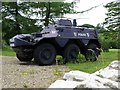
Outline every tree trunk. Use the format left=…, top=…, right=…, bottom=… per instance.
left=15, top=2, right=21, bottom=34
left=44, top=2, right=51, bottom=26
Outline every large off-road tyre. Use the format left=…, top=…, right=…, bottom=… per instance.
left=34, top=43, right=56, bottom=65
left=16, top=53, right=33, bottom=62
left=63, top=44, right=80, bottom=64
left=85, top=44, right=99, bottom=61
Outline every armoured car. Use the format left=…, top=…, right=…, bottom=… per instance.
left=10, top=19, right=101, bottom=65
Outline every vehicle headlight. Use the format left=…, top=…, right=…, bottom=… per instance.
left=10, top=43, right=15, bottom=47
left=10, top=38, right=14, bottom=42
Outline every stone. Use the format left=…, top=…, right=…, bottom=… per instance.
left=63, top=71, right=118, bottom=88
left=48, top=60, right=120, bottom=89
left=109, top=60, right=120, bottom=70
left=48, top=80, right=81, bottom=89
left=93, top=60, right=120, bottom=82
left=76, top=78, right=107, bottom=88
left=63, top=70, right=90, bottom=81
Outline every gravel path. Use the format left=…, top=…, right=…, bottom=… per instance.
left=1, top=56, right=70, bottom=88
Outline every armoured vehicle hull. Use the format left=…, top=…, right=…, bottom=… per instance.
left=10, top=19, right=101, bottom=65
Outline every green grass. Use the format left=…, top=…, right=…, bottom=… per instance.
left=66, top=49, right=119, bottom=73
left=0, top=46, right=16, bottom=56
left=1, top=46, right=119, bottom=74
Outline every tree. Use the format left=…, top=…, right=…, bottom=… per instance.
left=2, top=1, right=76, bottom=44
left=79, top=24, right=95, bottom=28
left=103, top=1, right=120, bottom=49
left=2, top=2, right=41, bottom=44
left=95, top=23, right=106, bottom=33
left=29, top=2, right=75, bottom=26
left=104, top=1, right=120, bottom=31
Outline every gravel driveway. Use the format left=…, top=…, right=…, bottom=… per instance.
left=1, top=56, right=70, bottom=88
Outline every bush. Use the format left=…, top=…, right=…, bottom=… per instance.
left=99, top=35, right=109, bottom=52
left=109, top=40, right=118, bottom=49
left=101, top=40, right=109, bottom=52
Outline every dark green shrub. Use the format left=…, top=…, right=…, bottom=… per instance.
left=109, top=40, right=118, bottom=49
left=98, top=35, right=109, bottom=52
left=101, top=40, right=109, bottom=52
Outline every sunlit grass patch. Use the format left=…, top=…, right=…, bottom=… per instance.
left=66, top=49, right=118, bottom=73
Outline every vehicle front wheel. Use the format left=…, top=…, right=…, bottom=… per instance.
left=34, top=43, right=56, bottom=65
left=16, top=53, right=33, bottom=62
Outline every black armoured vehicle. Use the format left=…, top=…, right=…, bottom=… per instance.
left=10, top=19, right=101, bottom=65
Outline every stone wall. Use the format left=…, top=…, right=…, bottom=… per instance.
left=48, top=60, right=120, bottom=90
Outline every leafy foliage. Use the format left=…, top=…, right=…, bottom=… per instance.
left=80, top=24, right=95, bottom=28
left=66, top=49, right=118, bottom=73
left=104, top=1, right=120, bottom=31
left=2, top=2, right=41, bottom=44
left=29, top=2, right=76, bottom=26
left=2, top=1, right=76, bottom=44
left=99, top=31, right=119, bottom=51
left=95, top=23, right=106, bottom=33
left=98, top=1, right=120, bottom=50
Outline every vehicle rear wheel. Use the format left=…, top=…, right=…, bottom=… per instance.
left=63, top=44, right=80, bottom=64
left=85, top=44, right=99, bottom=61
left=16, top=53, right=33, bottom=62
left=34, top=43, right=56, bottom=65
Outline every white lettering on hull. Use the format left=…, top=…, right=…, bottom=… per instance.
left=78, top=33, right=90, bottom=37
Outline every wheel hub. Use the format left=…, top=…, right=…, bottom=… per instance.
left=41, top=49, right=51, bottom=60
left=69, top=49, right=78, bottom=59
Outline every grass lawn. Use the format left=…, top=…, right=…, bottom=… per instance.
left=66, top=49, right=119, bottom=73
left=1, top=46, right=119, bottom=73
left=0, top=46, right=16, bottom=56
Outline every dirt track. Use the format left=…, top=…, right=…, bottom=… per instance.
left=1, top=56, right=70, bottom=88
